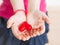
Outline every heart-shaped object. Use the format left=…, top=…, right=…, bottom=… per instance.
left=26, top=23, right=32, bottom=31
left=18, top=22, right=32, bottom=32
left=18, top=22, right=26, bottom=32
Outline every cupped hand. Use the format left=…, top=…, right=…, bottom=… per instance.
left=27, top=10, right=50, bottom=37
left=7, top=12, right=30, bottom=41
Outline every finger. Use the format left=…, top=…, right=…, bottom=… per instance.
left=11, top=24, right=22, bottom=40
left=40, top=23, right=45, bottom=35
left=42, top=13, right=50, bottom=24
left=33, top=29, right=37, bottom=37
left=19, top=34, right=26, bottom=41
left=22, top=30, right=30, bottom=41
left=21, top=34, right=28, bottom=41
left=7, top=16, right=15, bottom=28
left=35, top=28, right=41, bottom=36
left=29, top=29, right=34, bottom=38
left=21, top=30, right=30, bottom=41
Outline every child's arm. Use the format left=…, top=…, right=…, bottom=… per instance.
left=7, top=0, right=25, bottom=28
left=7, top=0, right=30, bottom=41
left=27, top=0, right=50, bottom=37
left=10, top=0, right=25, bottom=11
left=28, top=0, right=50, bottom=28
left=28, top=0, right=41, bottom=12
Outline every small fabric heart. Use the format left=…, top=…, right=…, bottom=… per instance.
left=18, top=22, right=32, bottom=32
left=26, top=23, right=32, bottom=31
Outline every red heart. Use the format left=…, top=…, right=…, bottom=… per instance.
left=18, top=22, right=26, bottom=32
left=18, top=22, right=32, bottom=32
left=26, top=23, right=32, bottom=31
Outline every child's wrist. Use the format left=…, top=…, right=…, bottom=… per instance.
left=28, top=9, right=40, bottom=13
left=31, top=10, right=45, bottom=14
left=14, top=9, right=25, bottom=14
left=14, top=9, right=28, bottom=15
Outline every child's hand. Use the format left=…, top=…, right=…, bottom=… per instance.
left=29, top=22, right=45, bottom=37
left=7, top=12, right=30, bottom=41
left=11, top=23, right=30, bottom=41
left=27, top=10, right=50, bottom=37
left=7, top=12, right=26, bottom=28
left=27, top=10, right=50, bottom=29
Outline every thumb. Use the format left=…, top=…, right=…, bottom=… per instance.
left=40, top=23, right=45, bottom=35
left=42, top=13, right=51, bottom=24
left=7, top=16, right=15, bottom=28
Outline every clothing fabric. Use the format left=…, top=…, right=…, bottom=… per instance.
left=0, top=0, right=46, bottom=19
left=0, top=0, right=13, bottom=19
left=40, top=0, right=46, bottom=13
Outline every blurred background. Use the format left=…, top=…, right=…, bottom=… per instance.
left=46, top=0, right=60, bottom=45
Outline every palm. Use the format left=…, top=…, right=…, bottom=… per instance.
left=7, top=12, right=30, bottom=41
left=27, top=10, right=50, bottom=37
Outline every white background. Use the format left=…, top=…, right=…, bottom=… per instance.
left=46, top=0, right=60, bottom=7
